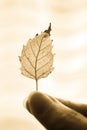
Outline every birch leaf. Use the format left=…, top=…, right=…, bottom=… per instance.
left=19, top=23, right=54, bottom=91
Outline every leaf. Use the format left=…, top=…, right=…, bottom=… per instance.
left=19, top=23, right=54, bottom=91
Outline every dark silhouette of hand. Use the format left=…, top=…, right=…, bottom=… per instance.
left=26, top=91, right=87, bottom=130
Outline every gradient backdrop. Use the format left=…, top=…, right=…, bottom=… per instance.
left=0, top=0, right=87, bottom=129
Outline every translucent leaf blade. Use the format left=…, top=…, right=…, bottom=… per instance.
left=19, top=24, right=54, bottom=81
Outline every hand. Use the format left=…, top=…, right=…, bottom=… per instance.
left=26, top=91, right=87, bottom=130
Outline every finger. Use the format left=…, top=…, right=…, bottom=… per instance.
left=57, top=98, right=87, bottom=117
left=26, top=92, right=87, bottom=130
left=48, top=95, right=87, bottom=117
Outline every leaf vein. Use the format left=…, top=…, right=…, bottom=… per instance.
left=22, top=65, right=35, bottom=78
left=37, top=57, right=53, bottom=71
left=30, top=42, right=36, bottom=57
left=38, top=51, right=51, bottom=61
left=35, top=36, right=45, bottom=79
left=24, top=50, right=35, bottom=69
left=37, top=69, right=52, bottom=79
left=36, top=38, right=40, bottom=47
left=40, top=43, right=51, bottom=52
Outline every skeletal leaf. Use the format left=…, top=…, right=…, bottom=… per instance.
left=19, top=23, right=54, bottom=91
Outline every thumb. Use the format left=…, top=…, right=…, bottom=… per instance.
left=26, top=91, right=87, bottom=130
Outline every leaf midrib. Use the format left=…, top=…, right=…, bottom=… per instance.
left=35, top=36, right=44, bottom=80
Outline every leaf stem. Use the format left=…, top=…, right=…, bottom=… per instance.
left=36, top=79, right=38, bottom=91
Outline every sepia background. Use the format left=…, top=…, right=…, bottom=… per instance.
left=0, top=0, right=87, bottom=129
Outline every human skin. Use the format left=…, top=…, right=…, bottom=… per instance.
left=26, top=91, right=87, bottom=130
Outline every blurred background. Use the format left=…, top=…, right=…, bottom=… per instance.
left=0, top=0, right=87, bottom=129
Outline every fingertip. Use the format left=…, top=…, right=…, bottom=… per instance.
left=27, top=91, right=49, bottom=115
left=25, top=91, right=37, bottom=112
left=26, top=91, right=46, bottom=114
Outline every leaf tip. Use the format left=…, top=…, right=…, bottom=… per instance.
left=44, top=23, right=51, bottom=35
